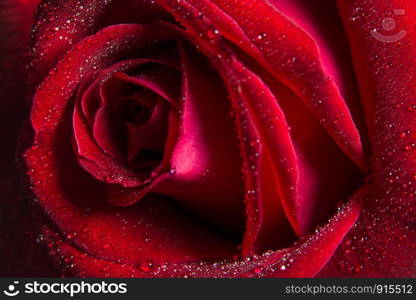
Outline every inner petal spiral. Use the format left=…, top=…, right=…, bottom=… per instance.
left=73, top=58, right=181, bottom=187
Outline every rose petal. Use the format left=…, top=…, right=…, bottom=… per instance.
left=268, top=0, right=368, bottom=140
left=0, top=0, right=57, bottom=276
left=42, top=187, right=363, bottom=277
left=74, top=57, right=180, bottom=180
left=92, top=64, right=179, bottom=164
left=319, top=0, right=416, bottom=277
left=30, top=0, right=171, bottom=86
left=157, top=0, right=364, bottom=253
left=159, top=0, right=367, bottom=171
left=152, top=43, right=246, bottom=234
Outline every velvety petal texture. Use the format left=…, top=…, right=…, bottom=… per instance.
left=0, top=0, right=57, bottom=276
left=319, top=0, right=416, bottom=277
left=1, top=0, right=414, bottom=278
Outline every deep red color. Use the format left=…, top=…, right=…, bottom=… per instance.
left=0, top=0, right=415, bottom=277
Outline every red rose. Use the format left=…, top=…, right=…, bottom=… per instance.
left=1, top=0, right=415, bottom=277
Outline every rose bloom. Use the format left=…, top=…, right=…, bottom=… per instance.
left=0, top=0, right=415, bottom=278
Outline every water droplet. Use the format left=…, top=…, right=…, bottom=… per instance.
left=66, top=233, right=76, bottom=240
left=404, top=143, right=415, bottom=151
left=407, top=104, right=416, bottom=112
left=255, top=33, right=267, bottom=41
left=206, top=29, right=219, bottom=39
left=138, top=259, right=154, bottom=273
left=400, top=130, right=411, bottom=138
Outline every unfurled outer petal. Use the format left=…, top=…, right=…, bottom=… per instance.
left=40, top=187, right=364, bottom=277
left=0, top=0, right=58, bottom=276
left=157, top=0, right=364, bottom=261
left=320, top=0, right=416, bottom=277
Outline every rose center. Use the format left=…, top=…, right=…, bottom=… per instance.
left=72, top=60, right=181, bottom=187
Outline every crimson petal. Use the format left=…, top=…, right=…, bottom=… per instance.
left=0, top=0, right=57, bottom=276
left=42, top=187, right=363, bottom=277
left=319, top=0, right=416, bottom=277
left=30, top=0, right=171, bottom=86
left=157, top=0, right=364, bottom=254
left=165, top=0, right=367, bottom=171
